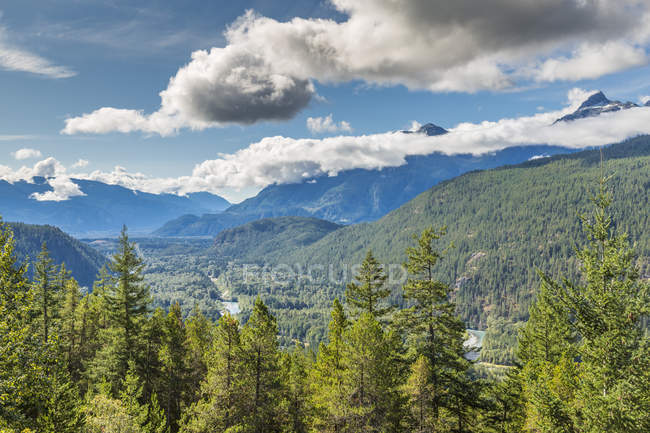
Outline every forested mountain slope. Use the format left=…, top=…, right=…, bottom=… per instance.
left=155, top=144, right=577, bottom=236
left=7, top=221, right=107, bottom=287
left=278, top=136, right=650, bottom=328
left=211, top=216, right=341, bottom=262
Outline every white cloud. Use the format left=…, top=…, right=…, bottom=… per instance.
left=11, top=148, right=42, bottom=160
left=0, top=157, right=85, bottom=201
left=72, top=159, right=89, bottom=168
left=62, top=0, right=650, bottom=135
left=30, top=176, right=85, bottom=202
left=306, top=114, right=353, bottom=134
left=530, top=41, right=648, bottom=82
left=10, top=89, right=650, bottom=202
left=0, top=25, right=76, bottom=79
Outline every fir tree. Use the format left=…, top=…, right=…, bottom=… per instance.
left=399, top=227, right=469, bottom=429
left=544, top=176, right=650, bottom=432
left=97, top=225, right=151, bottom=390
left=106, top=225, right=151, bottom=357
left=345, top=250, right=392, bottom=320
left=240, top=297, right=283, bottom=433
left=309, top=299, right=350, bottom=433
left=339, top=312, right=406, bottom=433
left=159, top=303, right=190, bottom=433
left=180, top=312, right=244, bottom=433
left=33, top=242, right=60, bottom=344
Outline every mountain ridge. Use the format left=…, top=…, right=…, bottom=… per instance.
left=0, top=177, right=230, bottom=237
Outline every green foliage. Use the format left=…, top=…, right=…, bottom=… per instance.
left=345, top=250, right=392, bottom=320
left=518, top=174, right=650, bottom=432
left=9, top=222, right=107, bottom=288
left=212, top=216, right=341, bottom=263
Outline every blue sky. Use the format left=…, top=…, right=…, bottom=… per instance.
left=2, top=0, right=650, bottom=201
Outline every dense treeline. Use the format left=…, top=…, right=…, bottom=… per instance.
left=217, top=137, right=649, bottom=355
left=1, top=176, right=648, bottom=432
left=9, top=222, right=107, bottom=288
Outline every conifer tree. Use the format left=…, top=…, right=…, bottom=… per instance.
left=404, top=355, right=434, bottom=432
left=309, top=299, right=350, bottom=432
left=180, top=312, right=244, bottom=433
left=106, top=225, right=151, bottom=356
left=96, top=225, right=151, bottom=390
left=542, top=176, right=650, bottom=432
left=33, top=242, right=60, bottom=344
left=518, top=277, right=577, bottom=433
left=0, top=220, right=44, bottom=429
left=60, top=277, right=83, bottom=381
left=184, top=305, right=213, bottom=403
left=399, top=227, right=469, bottom=428
left=159, top=303, right=190, bottom=433
left=240, top=297, right=283, bottom=433
left=36, top=371, right=85, bottom=433
left=339, top=312, right=406, bottom=433
left=345, top=250, right=391, bottom=320
left=280, top=344, right=311, bottom=433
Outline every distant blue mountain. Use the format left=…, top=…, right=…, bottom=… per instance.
left=0, top=177, right=229, bottom=236
left=155, top=143, right=579, bottom=236
left=555, top=91, right=641, bottom=122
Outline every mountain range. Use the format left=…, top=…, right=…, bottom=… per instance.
left=0, top=177, right=229, bottom=236
left=155, top=144, right=580, bottom=236
left=212, top=135, right=649, bottom=337
left=555, top=91, right=643, bottom=122
left=158, top=90, right=649, bottom=237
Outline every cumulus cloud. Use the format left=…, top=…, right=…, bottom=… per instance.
left=61, top=89, right=650, bottom=202
left=306, top=114, right=352, bottom=134
left=63, top=0, right=650, bottom=135
left=11, top=148, right=42, bottom=160
left=30, top=176, right=85, bottom=202
left=0, top=157, right=85, bottom=201
left=0, top=24, right=76, bottom=79
left=72, top=159, right=89, bottom=168
left=9, top=89, right=650, bottom=202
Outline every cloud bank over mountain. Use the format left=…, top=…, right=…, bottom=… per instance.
left=5, top=89, right=650, bottom=202
left=62, top=0, right=650, bottom=135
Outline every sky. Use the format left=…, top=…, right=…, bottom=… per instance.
left=1, top=0, right=650, bottom=202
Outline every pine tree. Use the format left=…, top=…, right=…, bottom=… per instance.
left=240, top=297, right=283, bottom=433
left=399, top=227, right=469, bottom=429
left=547, top=176, right=650, bottom=432
left=339, top=312, right=406, bottom=433
left=309, top=299, right=350, bottom=432
left=345, top=250, right=391, bottom=320
left=32, top=242, right=61, bottom=344
left=518, top=277, right=577, bottom=433
left=159, top=303, right=190, bottom=433
left=97, top=225, right=151, bottom=391
left=180, top=312, right=244, bottom=433
left=0, top=220, right=45, bottom=429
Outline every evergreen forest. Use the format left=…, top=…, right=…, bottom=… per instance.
left=1, top=173, right=648, bottom=433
